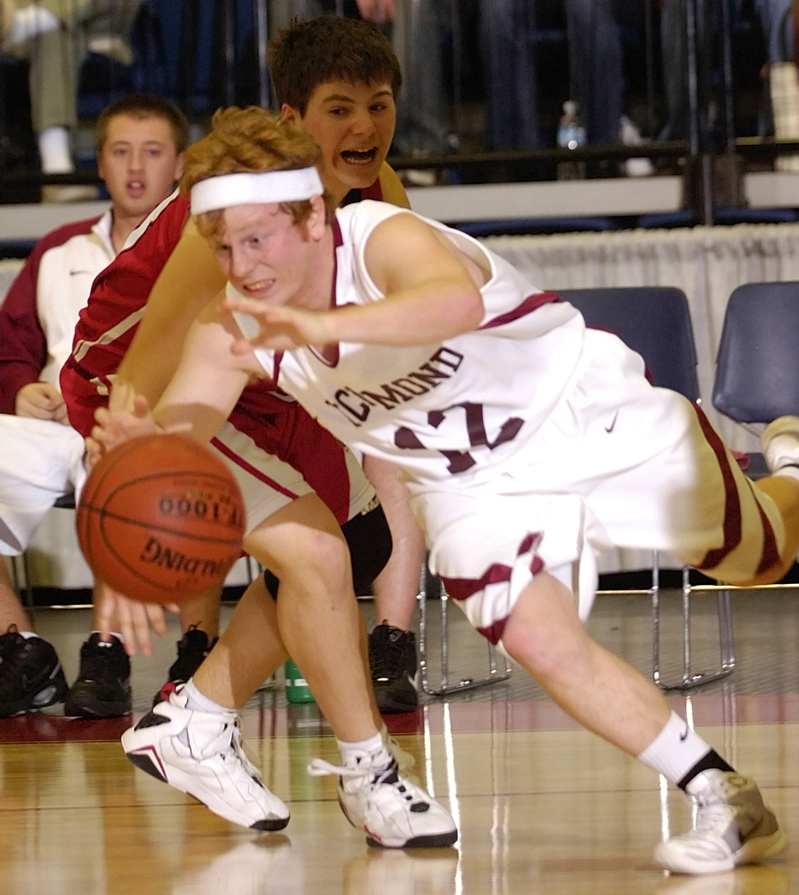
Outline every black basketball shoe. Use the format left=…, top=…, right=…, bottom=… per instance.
left=64, top=633, right=131, bottom=718
left=0, top=626, right=68, bottom=717
left=369, top=622, right=419, bottom=714
left=152, top=626, right=217, bottom=706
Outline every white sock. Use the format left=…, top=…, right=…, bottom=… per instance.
left=6, top=6, right=60, bottom=48
left=337, top=732, right=387, bottom=766
left=38, top=126, right=74, bottom=174
left=636, top=711, right=713, bottom=786
left=90, top=631, right=124, bottom=646
left=378, top=721, right=417, bottom=776
left=182, top=678, right=229, bottom=714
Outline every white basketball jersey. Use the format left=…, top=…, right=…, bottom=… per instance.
left=233, top=201, right=584, bottom=484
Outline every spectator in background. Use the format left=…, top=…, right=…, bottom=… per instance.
left=385, top=0, right=451, bottom=160
left=479, top=0, right=541, bottom=150
left=660, top=0, right=795, bottom=147
left=564, top=0, right=653, bottom=175
left=0, top=0, right=143, bottom=201
left=0, top=93, right=186, bottom=719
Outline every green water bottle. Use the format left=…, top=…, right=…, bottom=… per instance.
left=284, top=658, right=315, bottom=703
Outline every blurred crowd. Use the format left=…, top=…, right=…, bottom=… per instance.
left=1, top=0, right=798, bottom=195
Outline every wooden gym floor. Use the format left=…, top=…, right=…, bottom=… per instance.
left=1, top=587, right=797, bottom=895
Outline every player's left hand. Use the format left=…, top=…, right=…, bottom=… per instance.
left=224, top=296, right=334, bottom=353
left=94, top=580, right=179, bottom=657
left=87, top=385, right=157, bottom=468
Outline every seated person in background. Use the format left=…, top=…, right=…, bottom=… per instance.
left=564, top=0, right=649, bottom=151
left=122, top=105, right=794, bottom=875
left=0, top=92, right=186, bottom=718
left=0, top=0, right=143, bottom=202
left=660, top=0, right=795, bottom=147
left=479, top=0, right=541, bottom=151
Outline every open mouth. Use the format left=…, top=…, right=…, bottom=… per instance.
left=341, top=147, right=378, bottom=166
left=242, top=279, right=274, bottom=296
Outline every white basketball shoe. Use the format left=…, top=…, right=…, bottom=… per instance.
left=308, top=743, right=457, bottom=849
left=121, top=686, right=290, bottom=831
left=760, top=416, right=799, bottom=478
left=654, top=770, right=786, bottom=875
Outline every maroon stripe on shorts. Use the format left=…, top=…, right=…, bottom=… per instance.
left=753, top=499, right=781, bottom=576
left=440, top=532, right=544, bottom=646
left=691, top=404, right=744, bottom=569
left=693, top=404, right=780, bottom=577
left=691, top=403, right=779, bottom=575
left=210, top=436, right=300, bottom=500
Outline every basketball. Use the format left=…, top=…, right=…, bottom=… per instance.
left=76, top=434, right=246, bottom=604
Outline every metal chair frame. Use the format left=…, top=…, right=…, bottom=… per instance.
left=561, top=287, right=735, bottom=691
left=650, top=558, right=736, bottom=691
left=417, top=564, right=512, bottom=698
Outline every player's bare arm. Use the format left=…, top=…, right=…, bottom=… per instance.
left=153, top=296, right=259, bottom=443
left=114, top=219, right=226, bottom=408
left=93, top=297, right=256, bottom=456
left=377, top=162, right=411, bottom=208
left=226, top=212, right=485, bottom=351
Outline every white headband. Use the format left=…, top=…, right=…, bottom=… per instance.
left=190, top=167, right=324, bottom=215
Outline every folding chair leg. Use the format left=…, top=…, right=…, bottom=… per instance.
left=417, top=565, right=512, bottom=697
left=7, top=554, right=35, bottom=609
left=651, top=552, right=735, bottom=691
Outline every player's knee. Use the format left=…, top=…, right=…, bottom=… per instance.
left=499, top=576, right=589, bottom=679
left=501, top=620, right=576, bottom=679
left=264, top=525, right=351, bottom=592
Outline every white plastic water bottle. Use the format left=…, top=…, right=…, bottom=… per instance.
left=556, top=100, right=586, bottom=180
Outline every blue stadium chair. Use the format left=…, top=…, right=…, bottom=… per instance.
left=713, top=281, right=799, bottom=478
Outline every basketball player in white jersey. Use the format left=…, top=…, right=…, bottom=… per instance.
left=94, top=107, right=799, bottom=875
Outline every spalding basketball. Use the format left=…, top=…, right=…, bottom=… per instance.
left=76, top=434, right=246, bottom=603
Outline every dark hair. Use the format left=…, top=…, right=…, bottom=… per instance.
left=268, top=16, right=402, bottom=115
left=96, top=93, right=190, bottom=154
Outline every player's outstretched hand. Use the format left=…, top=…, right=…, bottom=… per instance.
left=224, top=295, right=333, bottom=353
left=94, top=581, right=180, bottom=657
left=86, top=383, right=157, bottom=468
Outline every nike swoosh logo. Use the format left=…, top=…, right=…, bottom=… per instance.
left=680, top=726, right=689, bottom=741
left=604, top=412, right=618, bottom=433
left=69, top=270, right=93, bottom=276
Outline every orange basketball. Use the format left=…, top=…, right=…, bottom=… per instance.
left=76, top=434, right=246, bottom=604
